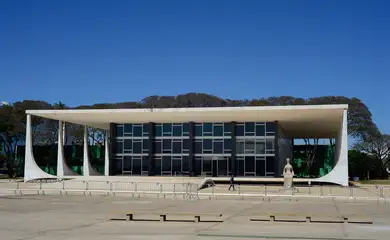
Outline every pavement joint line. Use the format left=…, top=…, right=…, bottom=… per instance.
left=197, top=233, right=374, bottom=240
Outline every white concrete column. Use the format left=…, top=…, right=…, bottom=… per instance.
left=57, top=121, right=77, bottom=177
left=314, top=109, right=348, bottom=186
left=83, top=126, right=101, bottom=176
left=24, top=114, right=56, bottom=182
left=104, top=130, right=110, bottom=176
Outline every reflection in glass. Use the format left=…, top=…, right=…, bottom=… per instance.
left=255, top=140, right=265, bottom=154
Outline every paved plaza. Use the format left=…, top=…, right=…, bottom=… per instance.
left=1, top=191, right=390, bottom=240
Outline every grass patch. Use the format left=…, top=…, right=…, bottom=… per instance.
left=359, top=180, right=390, bottom=185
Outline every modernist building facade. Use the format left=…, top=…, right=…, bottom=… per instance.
left=24, top=104, right=349, bottom=186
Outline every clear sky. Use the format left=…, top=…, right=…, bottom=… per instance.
left=1, top=0, right=389, bottom=133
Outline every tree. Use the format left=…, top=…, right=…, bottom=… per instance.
left=354, top=133, right=390, bottom=168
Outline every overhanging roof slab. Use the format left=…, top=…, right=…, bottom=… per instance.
left=26, top=104, right=348, bottom=138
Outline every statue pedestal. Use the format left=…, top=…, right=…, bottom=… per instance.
left=283, top=174, right=293, bottom=189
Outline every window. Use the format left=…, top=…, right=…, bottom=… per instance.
left=162, top=156, right=171, bottom=173
left=194, top=140, right=202, bottom=154
left=173, top=125, right=182, bottom=137
left=266, top=157, right=275, bottom=173
left=255, top=140, right=265, bottom=154
left=213, top=141, right=223, bottom=154
left=132, top=156, right=142, bottom=175
left=163, top=139, right=171, bottom=153
left=133, top=125, right=142, bottom=137
left=172, top=157, right=181, bottom=174
left=182, top=156, right=189, bottom=172
left=195, top=124, right=202, bottom=137
left=173, top=141, right=182, bottom=154
left=203, top=123, right=212, bottom=134
left=116, top=125, right=124, bottom=137
left=256, top=159, right=265, bottom=176
left=154, top=140, right=161, bottom=154
left=154, top=124, right=162, bottom=137
left=182, top=123, right=189, bottom=136
left=142, top=156, right=149, bottom=172
left=224, top=139, right=231, bottom=153
left=163, top=123, right=172, bottom=136
left=236, top=140, right=244, bottom=154
left=183, top=139, right=190, bottom=153
left=245, top=156, right=255, bottom=174
left=123, top=156, right=132, bottom=172
left=154, top=157, right=161, bottom=175
left=245, top=139, right=255, bottom=154
left=245, top=122, right=255, bottom=133
left=123, top=124, right=132, bottom=134
left=124, top=139, right=132, bottom=153
left=142, top=124, right=149, bottom=136
left=224, top=123, right=232, bottom=136
left=133, top=141, right=142, bottom=154
left=143, top=139, right=149, bottom=153
left=256, top=124, right=265, bottom=136
left=236, top=124, right=244, bottom=136
left=266, top=138, right=275, bottom=153
left=266, top=122, right=276, bottom=134
left=115, top=140, right=123, bottom=154
left=213, top=125, right=223, bottom=136
left=203, top=139, right=212, bottom=150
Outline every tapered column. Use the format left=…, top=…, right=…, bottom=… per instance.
left=57, top=121, right=77, bottom=177
left=24, top=114, right=56, bottom=182
left=104, top=130, right=110, bottom=176
left=314, top=109, right=348, bottom=186
left=83, top=126, right=101, bottom=176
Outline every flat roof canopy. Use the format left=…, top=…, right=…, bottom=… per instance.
left=27, top=104, right=348, bottom=138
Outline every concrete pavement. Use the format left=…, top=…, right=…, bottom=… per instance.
left=1, top=194, right=390, bottom=240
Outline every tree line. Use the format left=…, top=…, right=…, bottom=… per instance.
left=1, top=93, right=389, bottom=179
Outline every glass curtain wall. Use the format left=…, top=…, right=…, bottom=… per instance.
left=114, top=124, right=150, bottom=176
left=194, top=122, right=232, bottom=177
left=112, top=121, right=276, bottom=177
left=153, top=123, right=190, bottom=176
left=235, top=122, right=276, bottom=177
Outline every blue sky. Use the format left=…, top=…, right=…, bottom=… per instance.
left=1, top=0, right=389, bottom=133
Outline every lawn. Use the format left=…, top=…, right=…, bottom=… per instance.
left=359, top=179, right=390, bottom=185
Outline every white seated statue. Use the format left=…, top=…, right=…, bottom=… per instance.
left=283, top=158, right=294, bottom=189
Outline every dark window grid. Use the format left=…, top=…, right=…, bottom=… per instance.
left=193, top=154, right=231, bottom=158
left=245, top=122, right=255, bottom=133
left=255, top=122, right=266, bottom=126
left=120, top=153, right=148, bottom=156
left=193, top=136, right=230, bottom=139
left=155, top=136, right=189, bottom=139
left=116, top=136, right=148, bottom=139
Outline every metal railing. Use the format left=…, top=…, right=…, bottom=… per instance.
left=3, top=180, right=199, bottom=199
left=198, top=184, right=389, bottom=202
left=1, top=180, right=389, bottom=203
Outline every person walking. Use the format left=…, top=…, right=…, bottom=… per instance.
left=228, top=175, right=235, bottom=191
